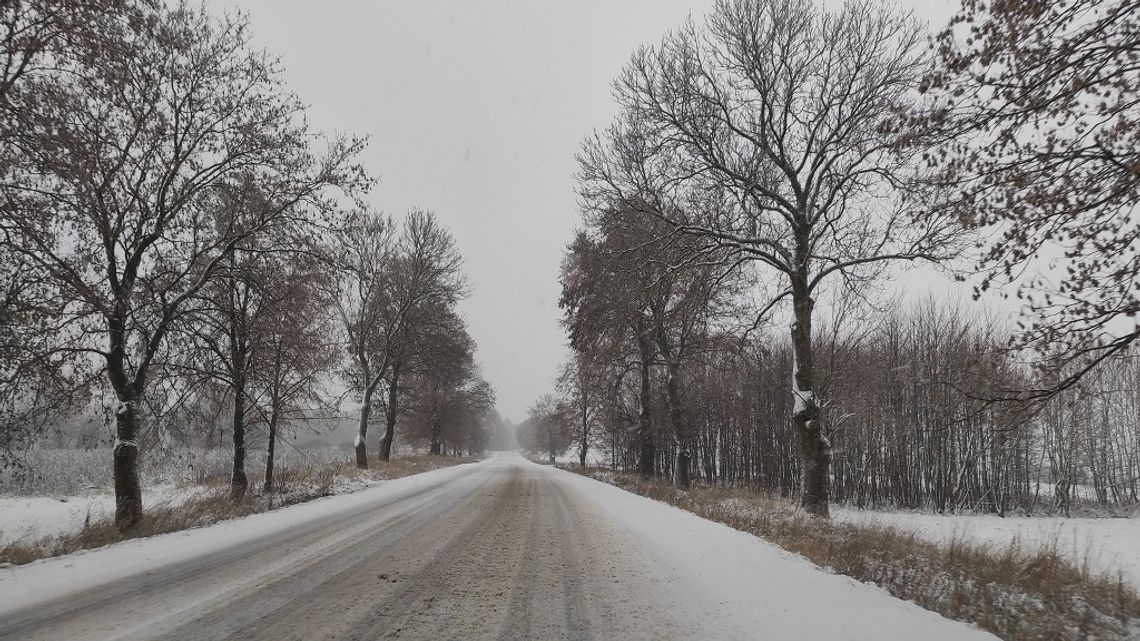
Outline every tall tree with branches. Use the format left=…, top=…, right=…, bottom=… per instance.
left=0, top=2, right=366, bottom=527
left=333, top=209, right=397, bottom=469
left=561, top=227, right=660, bottom=477
left=579, top=0, right=956, bottom=515
left=377, top=210, right=468, bottom=462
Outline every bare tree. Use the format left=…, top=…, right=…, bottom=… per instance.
left=256, top=256, right=338, bottom=495
left=184, top=198, right=340, bottom=500
left=556, top=351, right=603, bottom=469
left=377, top=210, right=468, bottom=461
left=333, top=210, right=397, bottom=469
left=561, top=228, right=659, bottom=477
left=333, top=208, right=467, bottom=466
left=518, top=394, right=574, bottom=464
left=0, top=3, right=365, bottom=527
left=578, top=0, right=954, bottom=516
left=919, top=0, right=1140, bottom=398
left=405, top=317, right=494, bottom=457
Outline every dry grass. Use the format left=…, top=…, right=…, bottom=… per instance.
left=0, top=454, right=471, bottom=566
left=569, top=467, right=1140, bottom=641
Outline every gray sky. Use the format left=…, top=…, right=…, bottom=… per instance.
left=219, top=0, right=960, bottom=422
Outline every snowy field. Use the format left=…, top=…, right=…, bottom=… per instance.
left=835, top=507, right=1140, bottom=589
left=0, top=445, right=378, bottom=546
left=0, top=486, right=204, bottom=545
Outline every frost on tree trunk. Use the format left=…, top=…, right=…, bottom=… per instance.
left=113, top=397, right=143, bottom=530
left=790, top=287, right=830, bottom=517
left=355, top=392, right=371, bottom=469
left=636, top=331, right=655, bottom=478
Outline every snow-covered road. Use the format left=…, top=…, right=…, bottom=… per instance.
left=0, top=452, right=995, bottom=640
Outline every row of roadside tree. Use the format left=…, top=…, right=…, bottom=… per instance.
left=0, top=0, right=494, bottom=528
left=522, top=0, right=1140, bottom=517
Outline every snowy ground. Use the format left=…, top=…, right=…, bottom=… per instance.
left=0, top=446, right=410, bottom=546
left=0, top=452, right=997, bottom=641
left=0, top=466, right=411, bottom=547
left=835, top=507, right=1140, bottom=589
left=0, top=485, right=205, bottom=545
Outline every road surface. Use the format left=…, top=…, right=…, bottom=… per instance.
left=0, top=452, right=994, bottom=640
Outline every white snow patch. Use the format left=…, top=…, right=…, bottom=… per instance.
left=0, top=461, right=484, bottom=616
left=790, top=351, right=815, bottom=415
left=792, top=387, right=815, bottom=414
left=0, top=485, right=203, bottom=545
left=835, top=507, right=1140, bottom=590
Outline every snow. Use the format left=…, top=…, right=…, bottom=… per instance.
left=835, top=507, right=1140, bottom=590
left=546, top=461, right=997, bottom=640
left=790, top=351, right=815, bottom=415
left=0, top=454, right=998, bottom=639
left=0, top=460, right=484, bottom=616
left=0, top=485, right=204, bottom=545
left=792, top=387, right=815, bottom=414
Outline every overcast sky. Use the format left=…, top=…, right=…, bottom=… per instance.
left=218, top=0, right=961, bottom=422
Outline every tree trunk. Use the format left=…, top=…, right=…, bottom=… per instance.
left=356, top=390, right=371, bottom=469
left=230, top=373, right=248, bottom=500
left=379, top=370, right=399, bottom=462
left=790, top=277, right=830, bottom=517
left=675, top=450, right=691, bottom=489
left=108, top=309, right=143, bottom=530
left=548, top=421, right=557, bottom=464
left=636, top=331, right=655, bottom=478
left=430, top=417, right=442, bottom=455
left=112, top=394, right=143, bottom=530
left=264, top=407, right=278, bottom=494
left=665, top=361, right=689, bottom=489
